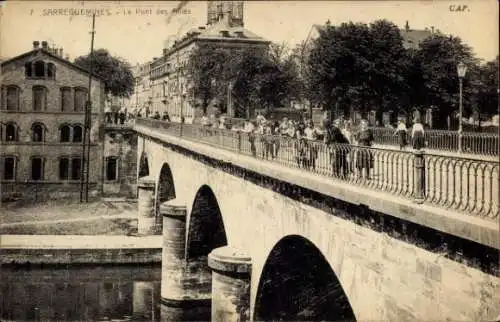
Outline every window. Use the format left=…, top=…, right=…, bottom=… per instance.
left=6, top=86, right=20, bottom=111
left=31, top=157, right=44, bottom=181
left=73, top=125, right=83, bottom=142
left=33, top=86, right=47, bottom=111
left=47, top=63, right=55, bottom=79
left=71, top=158, right=82, bottom=180
left=25, top=62, right=32, bottom=77
left=105, top=157, right=118, bottom=181
left=3, top=157, right=16, bottom=180
left=34, top=61, right=45, bottom=77
left=60, top=87, right=71, bottom=111
left=5, top=123, right=18, bottom=141
left=59, top=157, right=69, bottom=180
left=74, top=88, right=88, bottom=112
left=31, top=123, right=44, bottom=142
left=60, top=125, right=71, bottom=142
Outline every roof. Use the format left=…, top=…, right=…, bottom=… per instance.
left=166, top=20, right=270, bottom=56
left=0, top=48, right=104, bottom=81
left=304, top=23, right=431, bottom=49
left=400, top=29, right=432, bottom=47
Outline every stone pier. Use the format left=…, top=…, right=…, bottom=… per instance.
left=137, top=176, right=156, bottom=235
left=159, top=200, right=211, bottom=321
left=208, top=246, right=252, bottom=322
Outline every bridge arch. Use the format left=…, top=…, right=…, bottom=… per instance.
left=254, top=235, right=356, bottom=322
left=186, top=185, right=228, bottom=261
left=156, top=162, right=176, bottom=205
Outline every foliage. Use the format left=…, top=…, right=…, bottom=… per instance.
left=304, top=19, right=497, bottom=128
left=476, top=56, right=499, bottom=116
left=187, top=42, right=300, bottom=116
left=74, top=49, right=134, bottom=98
left=414, top=33, right=481, bottom=126
left=306, top=20, right=409, bottom=117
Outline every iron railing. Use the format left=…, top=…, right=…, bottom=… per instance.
left=371, top=127, right=500, bottom=156
left=136, top=118, right=499, bottom=220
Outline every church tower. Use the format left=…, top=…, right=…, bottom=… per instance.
left=207, top=1, right=244, bottom=27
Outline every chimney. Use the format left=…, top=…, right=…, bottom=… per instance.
left=59, top=48, right=63, bottom=57
left=431, top=26, right=435, bottom=33
left=163, top=48, right=167, bottom=56
left=33, top=41, right=40, bottom=49
left=405, top=21, right=410, bottom=32
left=41, top=41, right=48, bottom=50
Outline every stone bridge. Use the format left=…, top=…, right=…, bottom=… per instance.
left=134, top=122, right=499, bottom=322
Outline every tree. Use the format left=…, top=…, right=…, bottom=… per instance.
left=476, top=56, right=499, bottom=117
left=74, top=49, right=134, bottom=98
left=413, top=33, right=480, bottom=128
left=306, top=20, right=409, bottom=119
left=187, top=43, right=299, bottom=117
left=186, top=44, right=232, bottom=114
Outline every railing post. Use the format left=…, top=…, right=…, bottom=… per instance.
left=237, top=131, right=242, bottom=153
left=413, top=149, right=425, bottom=204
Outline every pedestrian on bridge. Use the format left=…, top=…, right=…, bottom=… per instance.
left=243, top=119, right=256, bottom=157
left=394, top=119, right=408, bottom=150
left=355, top=120, right=374, bottom=180
left=105, top=99, right=112, bottom=124
left=411, top=116, right=425, bottom=150
left=324, top=119, right=350, bottom=179
left=162, top=111, right=171, bottom=122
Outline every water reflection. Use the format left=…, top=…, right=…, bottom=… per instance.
left=0, top=265, right=161, bottom=321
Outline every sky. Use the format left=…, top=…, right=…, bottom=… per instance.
left=1, top=1, right=498, bottom=65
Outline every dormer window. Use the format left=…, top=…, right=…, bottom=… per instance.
left=25, top=61, right=56, bottom=79
left=34, top=61, right=45, bottom=77
left=25, top=63, right=33, bottom=77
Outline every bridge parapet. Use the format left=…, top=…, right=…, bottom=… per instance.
left=134, top=119, right=499, bottom=250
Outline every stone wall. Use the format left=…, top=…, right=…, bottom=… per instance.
left=103, top=126, right=138, bottom=198
left=0, top=248, right=161, bottom=265
left=142, top=135, right=500, bottom=321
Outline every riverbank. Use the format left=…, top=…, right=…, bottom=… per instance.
left=0, top=199, right=138, bottom=235
left=0, top=235, right=162, bottom=265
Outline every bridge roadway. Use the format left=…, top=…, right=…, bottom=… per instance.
left=133, top=120, right=499, bottom=322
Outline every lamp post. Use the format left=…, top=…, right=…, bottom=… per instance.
left=457, top=62, right=467, bottom=153
left=227, top=82, right=233, bottom=117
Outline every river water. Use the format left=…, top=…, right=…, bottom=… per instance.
left=0, top=265, right=162, bottom=321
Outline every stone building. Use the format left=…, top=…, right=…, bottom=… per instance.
left=102, top=123, right=138, bottom=198
left=149, top=0, right=269, bottom=122
left=125, top=62, right=152, bottom=116
left=0, top=41, right=105, bottom=200
left=400, top=21, right=433, bottom=50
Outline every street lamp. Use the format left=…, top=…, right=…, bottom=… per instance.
left=457, top=61, right=468, bottom=153
left=227, top=82, right=233, bottom=117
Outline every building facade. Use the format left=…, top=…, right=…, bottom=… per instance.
left=148, top=0, right=270, bottom=122
left=102, top=125, right=137, bottom=198
left=0, top=41, right=105, bottom=200
left=125, top=62, right=152, bottom=115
